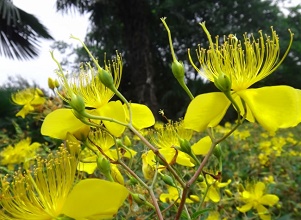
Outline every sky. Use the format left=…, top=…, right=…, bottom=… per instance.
left=0, top=0, right=90, bottom=91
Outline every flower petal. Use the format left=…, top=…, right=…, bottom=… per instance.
left=184, top=92, right=230, bottom=132
left=236, top=203, right=253, bottom=213
left=259, top=194, right=279, bottom=206
left=255, top=204, right=271, bottom=220
left=237, top=86, right=301, bottom=132
left=98, top=101, right=126, bottom=137
left=124, top=103, right=155, bottom=129
left=191, top=136, right=212, bottom=155
left=207, top=187, right=220, bottom=203
left=62, top=179, right=128, bottom=219
left=41, top=108, right=89, bottom=140
left=254, top=182, right=265, bottom=198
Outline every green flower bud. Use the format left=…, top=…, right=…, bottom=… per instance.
left=131, top=193, right=146, bottom=205
left=178, top=138, right=192, bottom=155
left=116, top=138, right=123, bottom=147
left=127, top=176, right=138, bottom=185
left=96, top=154, right=111, bottom=176
left=48, top=77, right=56, bottom=90
left=171, top=60, right=185, bottom=80
left=124, top=135, right=132, bottom=148
left=69, top=93, right=85, bottom=113
left=161, top=174, right=176, bottom=187
left=224, top=189, right=233, bottom=197
left=213, top=72, right=232, bottom=93
left=197, top=175, right=204, bottom=182
left=213, top=144, right=222, bottom=159
left=98, top=68, right=114, bottom=89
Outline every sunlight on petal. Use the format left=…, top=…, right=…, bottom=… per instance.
left=259, top=194, right=279, bottom=206
left=62, top=179, right=128, bottom=219
left=238, top=86, right=301, bottom=132
left=191, top=136, right=212, bottom=155
left=98, top=101, right=126, bottom=137
left=41, top=108, right=89, bottom=140
left=124, top=103, right=155, bottom=129
left=184, top=92, right=231, bottom=132
left=237, top=203, right=253, bottom=213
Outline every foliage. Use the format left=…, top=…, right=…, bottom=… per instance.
left=1, top=4, right=301, bottom=220
left=0, top=0, right=53, bottom=60
left=53, top=0, right=301, bottom=119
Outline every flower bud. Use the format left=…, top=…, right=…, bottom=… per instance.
left=224, top=189, right=233, bottom=197
left=48, top=77, right=56, bottom=90
left=171, top=60, right=185, bottom=80
left=124, top=135, right=132, bottom=148
left=178, top=138, right=192, bottom=155
left=213, top=73, right=232, bottom=93
left=197, top=175, right=204, bottom=182
left=213, top=144, right=222, bottom=159
left=131, top=193, right=146, bottom=205
left=69, top=93, right=85, bottom=113
left=97, top=154, right=111, bottom=176
left=161, top=174, right=176, bottom=187
left=98, top=68, right=114, bottom=89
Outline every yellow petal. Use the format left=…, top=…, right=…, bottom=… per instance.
left=207, top=187, right=220, bottom=203
left=124, top=103, right=155, bottom=129
left=159, top=148, right=194, bottom=167
left=237, top=86, right=301, bottom=132
left=16, top=104, right=34, bottom=118
left=62, top=179, right=129, bottom=219
left=255, top=204, right=271, bottom=220
left=254, top=182, right=265, bottom=198
left=184, top=92, right=230, bottom=132
left=41, top=108, right=90, bottom=140
left=192, top=136, right=212, bottom=155
left=77, top=155, right=97, bottom=174
left=77, top=161, right=97, bottom=174
left=98, top=101, right=126, bottom=137
left=259, top=194, right=279, bottom=206
left=236, top=203, right=253, bottom=213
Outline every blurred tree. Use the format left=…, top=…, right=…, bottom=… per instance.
left=0, top=0, right=53, bottom=60
left=55, top=0, right=301, bottom=119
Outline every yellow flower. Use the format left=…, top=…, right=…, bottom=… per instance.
left=206, top=211, right=220, bottom=220
left=160, top=186, right=199, bottom=204
left=146, top=121, right=195, bottom=168
left=0, top=137, right=41, bottom=170
left=184, top=23, right=301, bottom=133
left=77, top=129, right=135, bottom=184
left=11, top=88, right=45, bottom=118
left=237, top=181, right=279, bottom=220
left=0, top=146, right=129, bottom=219
left=42, top=52, right=154, bottom=139
left=198, top=173, right=231, bottom=203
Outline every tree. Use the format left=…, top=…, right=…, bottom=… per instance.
left=55, top=0, right=301, bottom=119
left=0, top=0, right=53, bottom=60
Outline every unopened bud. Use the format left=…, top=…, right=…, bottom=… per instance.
left=124, top=135, right=132, bottom=148
left=213, top=144, right=222, bottom=159
left=179, top=138, right=192, bottom=155
left=131, top=193, right=146, bottom=205
left=97, top=154, right=111, bottom=176
left=213, top=73, right=232, bottom=93
left=161, top=174, right=176, bottom=187
left=224, top=189, right=233, bottom=197
left=48, top=78, right=59, bottom=90
left=171, top=60, right=185, bottom=80
left=98, top=68, right=114, bottom=89
left=197, top=175, right=204, bottom=182
left=70, top=93, right=85, bottom=113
